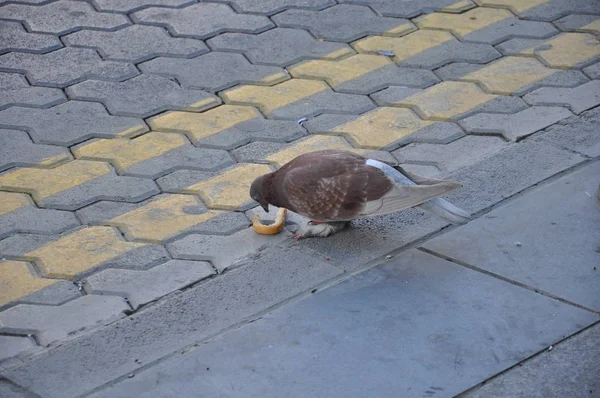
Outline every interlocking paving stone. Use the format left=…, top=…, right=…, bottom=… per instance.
left=476, top=0, right=600, bottom=22
left=0, top=47, right=138, bottom=88
left=63, top=25, right=208, bottom=63
left=221, top=79, right=375, bottom=119
left=583, top=62, right=600, bottom=79
left=85, top=259, right=215, bottom=309
left=523, top=81, right=600, bottom=115
left=497, top=33, right=600, bottom=69
left=139, top=52, right=288, bottom=92
left=288, top=54, right=439, bottom=94
left=0, top=295, right=129, bottom=346
left=0, top=129, right=71, bottom=171
left=0, top=0, right=129, bottom=35
left=0, top=192, right=79, bottom=239
left=132, top=3, right=273, bottom=39
left=554, top=14, right=600, bottom=34
left=10, top=280, right=81, bottom=308
left=415, top=7, right=557, bottom=45
left=538, top=107, right=600, bottom=157
left=0, top=21, right=61, bottom=55
left=213, top=0, right=336, bottom=15
left=0, top=260, right=56, bottom=307
left=90, top=0, right=194, bottom=12
left=0, top=72, right=65, bottom=110
left=338, top=0, right=476, bottom=18
left=67, top=75, right=221, bottom=118
left=0, top=335, right=36, bottom=362
left=272, top=4, right=416, bottom=42
left=155, top=170, right=214, bottom=193
left=207, top=28, right=353, bottom=67
left=353, top=30, right=500, bottom=68
left=0, top=101, right=148, bottom=146
left=73, top=132, right=234, bottom=178
left=460, top=106, right=573, bottom=141
left=231, top=141, right=287, bottom=162
left=0, top=160, right=159, bottom=210
left=262, top=135, right=363, bottom=166
left=392, top=135, right=509, bottom=173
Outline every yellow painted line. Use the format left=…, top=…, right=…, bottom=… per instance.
left=184, top=164, right=272, bottom=210
left=518, top=33, right=600, bottom=69
left=0, top=260, right=56, bottom=307
left=0, top=191, right=31, bottom=216
left=440, top=0, right=476, bottom=12
left=74, top=132, right=187, bottom=171
left=288, top=54, right=391, bottom=89
left=385, top=22, right=417, bottom=36
left=393, top=81, right=499, bottom=120
left=266, top=135, right=365, bottom=167
left=460, top=56, right=555, bottom=94
left=581, top=19, right=600, bottom=34
left=474, top=0, right=548, bottom=14
left=38, top=152, right=73, bottom=167
left=0, top=160, right=111, bottom=203
left=322, top=47, right=355, bottom=60
left=354, top=30, right=454, bottom=64
left=108, top=194, right=223, bottom=243
left=331, top=108, right=435, bottom=149
left=416, top=8, right=511, bottom=38
left=115, top=125, right=148, bottom=138
left=260, top=71, right=291, bottom=85
left=221, top=79, right=329, bottom=117
left=24, top=227, right=147, bottom=278
left=149, top=105, right=261, bottom=143
left=190, top=97, right=222, bottom=109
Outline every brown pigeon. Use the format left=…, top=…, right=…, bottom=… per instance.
left=250, top=150, right=470, bottom=238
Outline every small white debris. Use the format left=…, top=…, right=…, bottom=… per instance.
left=548, top=345, right=553, bottom=351
left=514, top=241, right=522, bottom=247
left=377, top=50, right=395, bottom=57
left=584, top=191, right=591, bottom=198
left=297, top=117, right=308, bottom=125
left=283, top=68, right=290, bottom=75
left=76, top=281, right=84, bottom=291
left=385, top=255, right=393, bottom=259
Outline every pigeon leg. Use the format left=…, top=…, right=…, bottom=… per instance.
left=295, top=221, right=350, bottom=238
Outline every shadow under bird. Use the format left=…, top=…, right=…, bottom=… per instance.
left=250, top=149, right=471, bottom=238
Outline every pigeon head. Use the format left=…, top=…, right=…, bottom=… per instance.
left=250, top=175, right=270, bottom=213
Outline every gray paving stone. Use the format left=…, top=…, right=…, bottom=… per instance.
left=537, top=108, right=600, bottom=157
left=155, top=170, right=214, bottom=193
left=424, top=161, right=600, bottom=311
left=63, top=25, right=208, bottom=63
left=0, top=47, right=138, bottom=88
left=337, top=65, right=439, bottom=94
left=67, top=75, right=221, bottom=118
left=139, top=52, right=287, bottom=92
left=85, top=259, right=215, bottom=309
left=460, top=106, right=574, bottom=141
left=85, top=250, right=597, bottom=398
left=369, top=86, right=422, bottom=105
left=339, top=0, right=475, bottom=18
left=132, top=3, right=273, bottom=39
left=398, top=163, right=441, bottom=178
left=214, top=0, right=336, bottom=15
left=523, top=81, right=600, bottom=115
left=0, top=0, right=129, bottom=35
left=502, top=0, right=600, bottom=21
left=91, top=0, right=194, bottom=12
left=0, top=72, right=65, bottom=110
left=393, top=135, right=509, bottom=174
left=0, top=379, right=37, bottom=398
left=272, top=4, right=416, bottom=42
left=231, top=141, right=286, bottom=162
left=0, top=198, right=80, bottom=239
left=464, top=324, right=600, bottom=398
left=0, top=336, right=36, bottom=362
left=207, top=28, right=353, bottom=67
left=0, top=101, right=148, bottom=146
left=0, top=129, right=71, bottom=171
left=1, top=244, right=342, bottom=398
left=0, top=295, right=129, bottom=346
left=583, top=62, right=600, bottom=79
left=12, top=281, right=81, bottom=308
left=554, top=14, right=600, bottom=34
left=0, top=21, right=61, bottom=55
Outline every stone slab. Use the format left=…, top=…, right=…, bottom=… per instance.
left=537, top=107, right=600, bottom=157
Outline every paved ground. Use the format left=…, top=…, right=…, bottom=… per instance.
left=0, top=0, right=599, bottom=396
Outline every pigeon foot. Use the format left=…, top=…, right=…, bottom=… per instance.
left=295, top=221, right=350, bottom=238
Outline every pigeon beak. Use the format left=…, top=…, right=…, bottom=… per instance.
left=261, top=202, right=269, bottom=213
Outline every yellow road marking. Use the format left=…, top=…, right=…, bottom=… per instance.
left=0, top=260, right=56, bottom=307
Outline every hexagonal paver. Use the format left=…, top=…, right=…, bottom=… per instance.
left=354, top=30, right=500, bottom=68
left=0, top=129, right=71, bottom=171
left=583, top=62, right=600, bottom=79
left=554, top=14, right=600, bottom=34
left=139, top=52, right=288, bottom=92
left=207, top=28, right=353, bottom=67
left=338, top=0, right=476, bottom=18
left=497, top=33, right=600, bottom=69
left=272, top=4, right=416, bottom=42
left=0, top=101, right=148, bottom=146
left=91, top=0, right=195, bottom=12
left=288, top=54, right=439, bottom=94
left=476, top=0, right=600, bottom=22
left=67, top=75, right=221, bottom=118
left=523, top=81, right=600, bottom=115
left=132, top=3, right=273, bottom=39
left=0, top=72, right=65, bottom=110
left=415, top=7, right=557, bottom=45
left=0, top=21, right=62, bottom=55
left=214, top=0, right=335, bottom=15
left=73, top=132, right=234, bottom=178
left=63, top=25, right=208, bottom=63
left=222, top=79, right=375, bottom=119
left=0, top=0, right=129, bottom=35
left=0, top=260, right=56, bottom=308
left=0, top=47, right=138, bottom=88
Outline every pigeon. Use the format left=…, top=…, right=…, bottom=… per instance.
left=250, top=149, right=471, bottom=238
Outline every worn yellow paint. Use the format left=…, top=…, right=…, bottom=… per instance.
left=416, top=8, right=511, bottom=37
left=38, top=152, right=72, bottom=167
left=0, top=191, right=31, bottom=216
left=190, top=97, right=222, bottom=110
left=322, top=47, right=355, bottom=60
left=332, top=108, right=434, bottom=149
left=115, top=125, right=148, bottom=138
left=519, top=33, right=600, bottom=69
left=74, top=132, right=187, bottom=170
left=222, top=79, right=329, bottom=117
left=581, top=19, right=600, bottom=34
left=185, top=164, right=272, bottom=210
left=385, top=22, right=417, bottom=36
left=461, top=57, right=555, bottom=95
left=440, top=0, right=476, bottom=12
left=24, top=227, right=147, bottom=278
left=266, top=135, right=365, bottom=167
left=0, top=160, right=111, bottom=202
left=289, top=54, right=391, bottom=88
left=354, top=30, right=454, bottom=64
left=0, top=260, right=56, bottom=306
left=396, top=81, right=498, bottom=120
left=149, top=105, right=261, bottom=143
left=108, top=194, right=223, bottom=243
left=475, top=0, right=548, bottom=14
left=260, top=71, right=291, bottom=85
